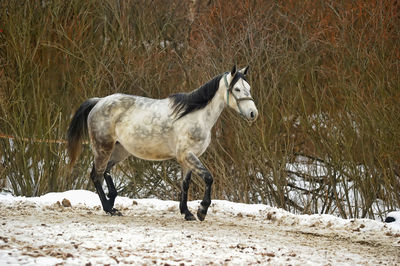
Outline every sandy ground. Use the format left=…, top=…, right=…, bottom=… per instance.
left=0, top=192, right=399, bottom=265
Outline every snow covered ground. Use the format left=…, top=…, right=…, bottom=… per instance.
left=1, top=190, right=399, bottom=265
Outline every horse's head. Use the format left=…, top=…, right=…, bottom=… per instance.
left=224, top=65, right=259, bottom=122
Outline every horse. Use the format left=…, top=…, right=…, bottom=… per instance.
left=66, top=65, right=258, bottom=221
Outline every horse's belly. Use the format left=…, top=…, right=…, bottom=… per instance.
left=117, top=133, right=175, bottom=161
left=125, top=142, right=174, bottom=161
left=115, top=109, right=175, bottom=160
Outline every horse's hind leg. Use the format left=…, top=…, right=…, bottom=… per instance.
left=104, top=171, right=117, bottom=207
left=90, top=165, right=119, bottom=215
left=104, top=142, right=130, bottom=209
left=90, top=140, right=123, bottom=216
left=90, top=165, right=122, bottom=216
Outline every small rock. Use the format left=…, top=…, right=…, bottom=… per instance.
left=62, top=198, right=72, bottom=207
left=132, top=200, right=138, bottom=205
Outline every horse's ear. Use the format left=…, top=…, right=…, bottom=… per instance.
left=241, top=65, right=249, bottom=75
left=230, top=65, right=237, bottom=76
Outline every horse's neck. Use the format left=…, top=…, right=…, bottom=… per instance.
left=200, top=81, right=226, bottom=129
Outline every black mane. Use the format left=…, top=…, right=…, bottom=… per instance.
left=169, top=74, right=224, bottom=119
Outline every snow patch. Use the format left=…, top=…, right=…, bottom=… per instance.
left=1, top=190, right=399, bottom=265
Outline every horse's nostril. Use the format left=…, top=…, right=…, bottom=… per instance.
left=248, top=110, right=258, bottom=121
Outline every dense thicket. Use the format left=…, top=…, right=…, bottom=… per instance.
left=1, top=0, right=399, bottom=219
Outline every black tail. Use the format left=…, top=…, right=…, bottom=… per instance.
left=67, top=98, right=100, bottom=166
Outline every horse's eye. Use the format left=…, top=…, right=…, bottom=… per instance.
left=234, top=88, right=240, bottom=92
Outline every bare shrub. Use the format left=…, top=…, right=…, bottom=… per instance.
left=1, top=0, right=398, bottom=219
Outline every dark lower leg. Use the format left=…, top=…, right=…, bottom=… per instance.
left=104, top=172, right=117, bottom=207
left=104, top=161, right=118, bottom=206
left=102, top=144, right=129, bottom=208
left=90, top=166, right=121, bottom=216
left=197, top=172, right=213, bottom=221
left=183, top=152, right=213, bottom=221
left=179, top=170, right=195, bottom=221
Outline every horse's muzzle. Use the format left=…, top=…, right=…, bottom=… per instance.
left=244, top=108, right=259, bottom=122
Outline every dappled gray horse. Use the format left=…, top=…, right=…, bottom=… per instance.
left=67, top=65, right=258, bottom=221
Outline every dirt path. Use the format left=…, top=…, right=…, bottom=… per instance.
left=1, top=200, right=399, bottom=265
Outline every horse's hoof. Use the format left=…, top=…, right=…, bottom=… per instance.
left=197, top=207, right=207, bottom=221
left=107, top=208, right=123, bottom=216
left=185, top=212, right=196, bottom=221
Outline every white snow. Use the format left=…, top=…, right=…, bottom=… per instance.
left=385, top=211, right=400, bottom=231
left=1, top=190, right=399, bottom=265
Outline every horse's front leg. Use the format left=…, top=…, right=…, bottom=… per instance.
left=179, top=169, right=196, bottom=221
left=181, top=152, right=213, bottom=221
